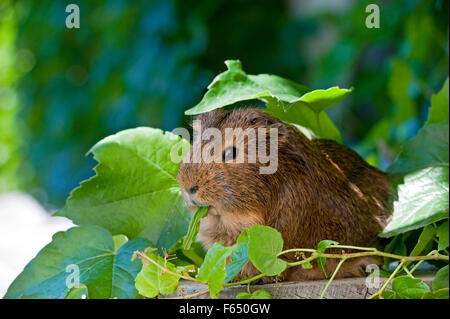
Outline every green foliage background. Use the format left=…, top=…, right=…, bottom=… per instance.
left=0, top=0, right=448, bottom=211
left=1, top=0, right=449, bottom=299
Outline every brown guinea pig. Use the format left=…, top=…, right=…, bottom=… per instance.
left=176, top=107, right=392, bottom=281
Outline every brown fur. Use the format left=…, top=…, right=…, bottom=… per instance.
left=176, top=107, right=392, bottom=281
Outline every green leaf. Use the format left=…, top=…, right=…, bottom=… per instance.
left=264, top=93, right=344, bottom=142
left=185, top=59, right=348, bottom=142
left=135, top=251, right=180, bottom=298
left=317, top=240, right=340, bottom=252
left=4, top=226, right=151, bottom=299
left=436, top=220, right=449, bottom=251
left=224, top=229, right=249, bottom=283
left=409, top=225, right=436, bottom=257
left=167, top=238, right=206, bottom=267
left=112, top=238, right=155, bottom=298
left=383, top=234, right=407, bottom=268
left=250, top=289, right=272, bottom=299
left=316, top=240, right=339, bottom=278
left=247, top=225, right=287, bottom=276
left=113, top=234, right=128, bottom=251
left=182, top=206, right=209, bottom=250
left=181, top=243, right=206, bottom=267
left=388, top=122, right=449, bottom=175
left=384, top=234, right=407, bottom=255
left=290, top=86, right=353, bottom=113
left=421, top=288, right=449, bottom=299
left=380, top=291, right=397, bottom=299
left=301, top=261, right=313, bottom=269
left=236, top=289, right=272, bottom=299
left=185, top=60, right=309, bottom=115
left=432, top=265, right=449, bottom=291
left=65, top=284, right=88, bottom=299
left=380, top=166, right=449, bottom=237
left=235, top=292, right=252, bottom=299
left=197, top=242, right=233, bottom=298
left=57, top=127, right=192, bottom=251
left=425, top=78, right=449, bottom=126
left=389, top=276, right=431, bottom=299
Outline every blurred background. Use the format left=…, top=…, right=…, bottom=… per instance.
left=0, top=0, right=448, bottom=296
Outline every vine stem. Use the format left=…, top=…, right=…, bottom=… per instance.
left=134, top=251, right=204, bottom=283
left=281, top=248, right=447, bottom=300
left=277, top=248, right=316, bottom=256
left=224, top=273, right=266, bottom=287
left=320, top=258, right=347, bottom=299
left=368, top=260, right=405, bottom=299
left=277, top=244, right=377, bottom=257
left=285, top=249, right=448, bottom=268
left=409, top=259, right=426, bottom=274
left=402, top=265, right=414, bottom=278
left=135, top=247, right=448, bottom=300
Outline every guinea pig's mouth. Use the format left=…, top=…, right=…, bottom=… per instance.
left=186, top=199, right=212, bottom=210
left=181, top=190, right=215, bottom=212
left=188, top=202, right=217, bottom=215
left=192, top=200, right=209, bottom=207
left=186, top=197, right=209, bottom=208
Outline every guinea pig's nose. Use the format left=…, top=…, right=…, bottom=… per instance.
left=188, top=186, right=199, bottom=194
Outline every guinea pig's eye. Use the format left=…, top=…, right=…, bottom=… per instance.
left=223, top=146, right=238, bottom=162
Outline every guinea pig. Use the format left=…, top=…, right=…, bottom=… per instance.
left=176, top=107, right=392, bottom=281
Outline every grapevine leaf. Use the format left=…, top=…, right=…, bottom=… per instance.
left=57, top=127, right=192, bottom=251
left=421, top=288, right=449, bottom=299
left=380, top=166, right=449, bottom=237
left=409, top=225, right=436, bottom=257
left=197, top=242, right=233, bottom=298
left=247, top=225, right=287, bottom=276
left=112, top=238, right=154, bottom=299
left=182, top=206, right=209, bottom=250
left=383, top=234, right=407, bottom=268
left=388, top=122, right=449, bottom=175
left=168, top=238, right=206, bottom=267
left=264, top=95, right=343, bottom=142
left=250, top=289, right=272, bottom=299
left=236, top=292, right=252, bottom=299
left=317, top=240, right=339, bottom=252
left=436, top=220, right=449, bottom=251
left=390, top=276, right=430, bottom=299
left=224, top=229, right=249, bottom=283
left=135, top=251, right=180, bottom=298
left=185, top=60, right=309, bottom=115
left=185, top=60, right=348, bottom=142
left=288, top=86, right=353, bottom=113
left=432, top=265, right=449, bottom=291
left=4, top=226, right=151, bottom=299
left=316, top=240, right=339, bottom=278
left=236, top=289, right=272, bottom=299
left=113, top=234, right=128, bottom=251
left=65, top=284, right=88, bottom=299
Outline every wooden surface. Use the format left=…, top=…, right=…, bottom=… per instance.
left=172, top=275, right=434, bottom=299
